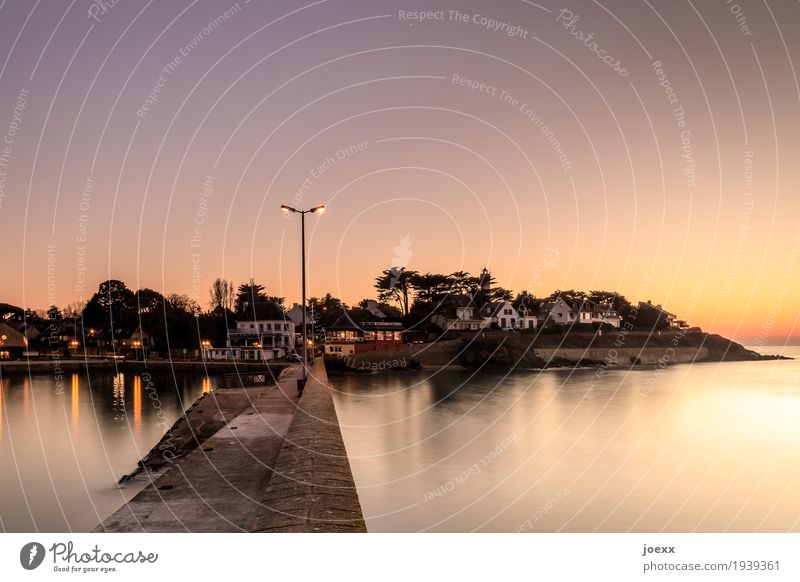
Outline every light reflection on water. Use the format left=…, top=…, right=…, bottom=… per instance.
left=0, top=371, right=214, bottom=532
left=332, top=346, right=800, bottom=532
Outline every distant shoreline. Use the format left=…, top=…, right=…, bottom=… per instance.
left=323, top=331, right=791, bottom=375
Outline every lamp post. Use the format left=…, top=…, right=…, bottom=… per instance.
left=281, top=204, right=325, bottom=383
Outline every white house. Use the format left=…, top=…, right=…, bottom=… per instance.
left=202, top=302, right=295, bottom=362
left=538, top=297, right=577, bottom=326
left=431, top=296, right=485, bottom=331
left=517, top=306, right=538, bottom=330
left=538, top=298, right=621, bottom=328
left=590, top=303, right=622, bottom=328
left=285, top=303, right=310, bottom=327
left=480, top=300, right=520, bottom=330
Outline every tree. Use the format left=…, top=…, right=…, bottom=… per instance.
left=208, top=278, right=234, bottom=311
left=82, top=279, right=135, bottom=328
left=474, top=268, right=511, bottom=304
left=166, top=293, right=200, bottom=316
left=308, top=293, right=343, bottom=312
left=544, top=289, right=587, bottom=304
left=375, top=267, right=417, bottom=317
left=265, top=294, right=285, bottom=307
left=308, top=293, right=344, bottom=327
left=409, top=272, right=452, bottom=303
left=487, top=286, right=513, bottom=302
left=357, top=298, right=402, bottom=318
left=448, top=271, right=474, bottom=295
left=62, top=301, right=85, bottom=319
left=234, top=279, right=268, bottom=313
left=513, top=291, right=542, bottom=314
left=135, top=288, right=165, bottom=314
left=588, top=290, right=633, bottom=318
left=46, top=305, right=61, bottom=320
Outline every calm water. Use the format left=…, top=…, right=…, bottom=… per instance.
left=0, top=370, right=213, bottom=532
left=332, top=345, right=800, bottom=532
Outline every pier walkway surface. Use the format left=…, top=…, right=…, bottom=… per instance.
left=96, top=361, right=365, bottom=533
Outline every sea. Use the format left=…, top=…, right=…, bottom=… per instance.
left=1, top=345, right=798, bottom=532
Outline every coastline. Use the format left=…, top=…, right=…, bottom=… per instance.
left=324, top=331, right=789, bottom=375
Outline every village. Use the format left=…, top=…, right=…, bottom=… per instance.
left=0, top=268, right=691, bottom=365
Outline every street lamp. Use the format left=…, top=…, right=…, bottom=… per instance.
left=281, top=204, right=325, bottom=384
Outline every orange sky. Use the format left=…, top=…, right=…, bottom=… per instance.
left=0, top=0, right=798, bottom=343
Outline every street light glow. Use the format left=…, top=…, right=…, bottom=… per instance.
left=280, top=204, right=325, bottom=215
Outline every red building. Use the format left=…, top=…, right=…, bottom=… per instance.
left=324, top=302, right=405, bottom=355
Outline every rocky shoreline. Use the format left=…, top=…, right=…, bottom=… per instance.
left=324, top=331, right=789, bottom=374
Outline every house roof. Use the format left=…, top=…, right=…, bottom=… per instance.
left=539, top=299, right=619, bottom=318
left=93, top=326, right=146, bottom=340
left=638, top=301, right=677, bottom=318
left=538, top=300, right=562, bottom=314
left=480, top=302, right=516, bottom=318
left=0, top=322, right=28, bottom=348
left=443, top=294, right=477, bottom=308
left=328, top=308, right=402, bottom=331
left=431, top=295, right=476, bottom=319
left=591, top=303, right=619, bottom=317
left=236, top=301, right=286, bottom=322
left=11, top=321, right=41, bottom=339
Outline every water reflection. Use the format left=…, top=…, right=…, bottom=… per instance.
left=0, top=378, right=4, bottom=437
left=202, top=377, right=212, bottom=394
left=0, top=370, right=216, bottom=532
left=112, top=373, right=125, bottom=421
left=333, top=349, right=800, bottom=532
left=71, top=373, right=79, bottom=429
left=133, top=375, right=142, bottom=428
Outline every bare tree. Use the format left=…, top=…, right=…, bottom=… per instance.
left=209, top=277, right=234, bottom=311
left=62, top=301, right=86, bottom=319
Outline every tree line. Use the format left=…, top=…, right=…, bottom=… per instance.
left=7, top=268, right=637, bottom=352
left=374, top=267, right=634, bottom=320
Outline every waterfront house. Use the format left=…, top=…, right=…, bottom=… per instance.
left=636, top=300, right=681, bottom=330
left=93, top=325, right=153, bottom=356
left=203, top=301, right=294, bottom=362
left=518, top=306, right=538, bottom=330
left=538, top=298, right=621, bottom=328
left=537, top=297, right=577, bottom=326
left=590, top=302, right=622, bottom=328
left=480, top=300, right=521, bottom=330
left=431, top=295, right=485, bottom=331
left=324, top=305, right=404, bottom=355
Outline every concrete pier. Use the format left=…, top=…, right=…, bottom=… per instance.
left=97, top=361, right=365, bottom=533
left=251, top=362, right=367, bottom=532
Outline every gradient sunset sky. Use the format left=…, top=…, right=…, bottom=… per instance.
left=0, top=0, right=798, bottom=342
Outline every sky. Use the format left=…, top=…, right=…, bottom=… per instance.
left=0, top=0, right=798, bottom=342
